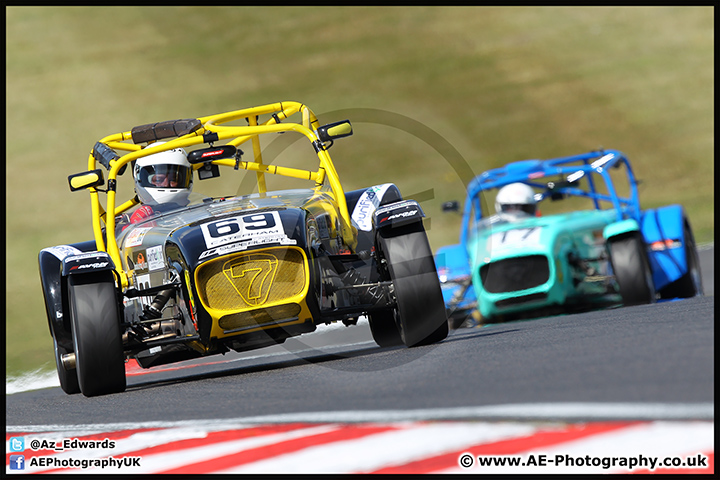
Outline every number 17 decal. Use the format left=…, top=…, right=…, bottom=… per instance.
left=489, top=227, right=542, bottom=250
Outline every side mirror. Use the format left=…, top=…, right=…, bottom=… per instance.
left=187, top=145, right=237, bottom=164
left=68, top=169, right=104, bottom=192
left=317, top=120, right=353, bottom=143
left=547, top=180, right=569, bottom=201
left=442, top=200, right=460, bottom=212
left=197, top=163, right=221, bottom=180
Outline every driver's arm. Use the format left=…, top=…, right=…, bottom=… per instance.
left=130, top=205, right=155, bottom=224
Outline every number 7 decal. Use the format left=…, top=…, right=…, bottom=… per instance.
left=223, top=253, right=279, bottom=306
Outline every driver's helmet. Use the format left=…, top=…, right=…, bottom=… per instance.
left=133, top=142, right=193, bottom=206
left=494, top=182, right=537, bottom=216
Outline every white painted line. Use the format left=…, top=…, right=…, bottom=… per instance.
left=5, top=367, right=59, bottom=395
left=696, top=242, right=714, bottom=251
left=6, top=403, right=713, bottom=433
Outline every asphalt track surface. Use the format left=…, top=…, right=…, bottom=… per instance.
left=6, top=248, right=713, bottom=427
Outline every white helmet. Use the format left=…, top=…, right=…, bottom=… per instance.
left=133, top=142, right=193, bottom=206
left=495, top=182, right=537, bottom=216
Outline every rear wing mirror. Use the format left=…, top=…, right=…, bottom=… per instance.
left=187, top=145, right=238, bottom=180
left=442, top=200, right=460, bottom=212
left=68, top=169, right=104, bottom=192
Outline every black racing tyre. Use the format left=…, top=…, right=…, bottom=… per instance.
left=367, top=310, right=404, bottom=348
left=608, top=233, right=657, bottom=306
left=376, top=222, right=449, bottom=347
left=659, top=223, right=704, bottom=299
left=53, top=338, right=80, bottom=395
left=68, top=272, right=126, bottom=397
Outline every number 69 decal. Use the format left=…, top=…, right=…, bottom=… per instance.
left=201, top=211, right=283, bottom=248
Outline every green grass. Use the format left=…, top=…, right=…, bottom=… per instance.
left=6, top=6, right=713, bottom=376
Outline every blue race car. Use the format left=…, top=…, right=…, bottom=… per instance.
left=436, top=149, right=703, bottom=325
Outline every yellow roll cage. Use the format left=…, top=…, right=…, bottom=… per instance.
left=78, top=101, right=354, bottom=289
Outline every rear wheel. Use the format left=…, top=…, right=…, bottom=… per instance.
left=608, top=233, right=656, bottom=306
left=69, top=272, right=126, bottom=397
left=659, top=223, right=703, bottom=299
left=376, top=223, right=449, bottom=347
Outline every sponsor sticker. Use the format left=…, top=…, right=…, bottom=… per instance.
left=65, top=252, right=110, bottom=262
left=134, top=274, right=153, bottom=304
left=650, top=239, right=682, bottom=251
left=124, top=227, right=152, bottom=248
left=381, top=209, right=419, bottom=223
left=134, top=252, right=147, bottom=271
left=146, top=245, right=164, bottom=271
left=41, top=245, right=84, bottom=261
left=351, top=184, right=394, bottom=231
left=71, top=262, right=109, bottom=271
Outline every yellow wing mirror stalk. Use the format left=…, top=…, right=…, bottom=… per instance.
left=317, top=120, right=353, bottom=144
left=68, top=169, right=105, bottom=192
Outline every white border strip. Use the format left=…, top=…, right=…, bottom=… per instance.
left=697, top=241, right=714, bottom=251
left=6, top=403, right=713, bottom=433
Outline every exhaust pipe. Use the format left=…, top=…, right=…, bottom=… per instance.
left=61, top=352, right=76, bottom=371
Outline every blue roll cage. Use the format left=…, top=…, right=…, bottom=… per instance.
left=460, top=149, right=641, bottom=247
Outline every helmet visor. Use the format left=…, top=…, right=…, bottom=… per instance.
left=137, top=164, right=192, bottom=189
left=500, top=203, right=536, bottom=215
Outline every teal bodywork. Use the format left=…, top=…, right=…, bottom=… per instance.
left=467, top=209, right=622, bottom=319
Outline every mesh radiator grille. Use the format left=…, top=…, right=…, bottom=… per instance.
left=480, top=255, right=550, bottom=293
left=197, top=247, right=307, bottom=312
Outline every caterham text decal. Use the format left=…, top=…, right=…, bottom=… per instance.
left=200, top=211, right=295, bottom=250
left=199, top=234, right=297, bottom=260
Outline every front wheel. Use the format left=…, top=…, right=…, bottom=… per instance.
left=608, top=233, right=656, bottom=306
left=69, top=272, right=126, bottom=397
left=376, top=223, right=449, bottom=347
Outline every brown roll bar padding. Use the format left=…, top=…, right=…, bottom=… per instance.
left=131, top=118, right=202, bottom=144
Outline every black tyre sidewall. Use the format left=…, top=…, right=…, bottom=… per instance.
left=367, top=310, right=404, bottom=347
left=377, top=223, right=448, bottom=347
left=659, top=223, right=703, bottom=299
left=609, top=233, right=656, bottom=306
left=69, top=272, right=126, bottom=397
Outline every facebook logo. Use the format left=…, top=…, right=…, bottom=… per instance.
left=9, top=437, right=24, bottom=452
left=9, top=455, right=25, bottom=470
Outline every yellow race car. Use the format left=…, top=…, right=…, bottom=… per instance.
left=38, top=101, right=448, bottom=397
